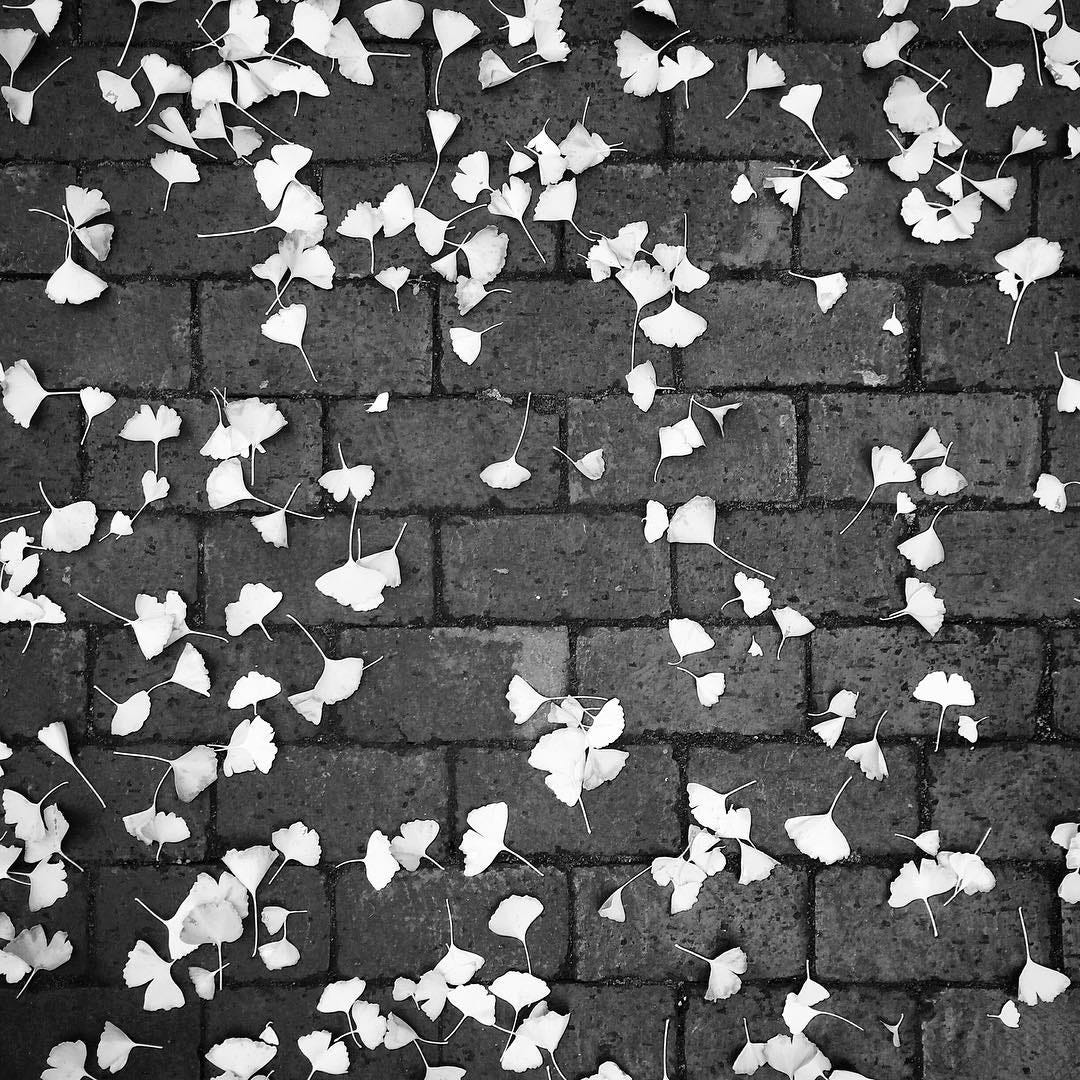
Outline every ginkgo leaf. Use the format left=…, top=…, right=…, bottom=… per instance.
left=788, top=270, right=848, bottom=314
left=785, top=776, right=853, bottom=864
left=668, top=617, right=714, bottom=664
left=958, top=31, right=1025, bottom=107
left=640, top=292, right=708, bottom=348
left=1016, top=905, right=1071, bottom=1005
left=840, top=444, right=915, bottom=535
left=667, top=494, right=775, bottom=579
left=123, top=939, right=184, bottom=1012
left=96, top=1021, right=163, bottom=1074
left=675, top=942, right=748, bottom=1001
left=727, top=47, right=785, bottom=117
left=988, top=1000, right=1021, bottom=1028
left=225, top=582, right=282, bottom=639
left=656, top=44, right=714, bottom=108
left=481, top=393, right=533, bottom=490
left=431, top=8, right=479, bottom=105
left=888, top=857, right=956, bottom=936
left=336, top=829, right=400, bottom=890
left=898, top=506, right=948, bottom=570
left=995, top=236, right=1064, bottom=345
left=222, top=844, right=277, bottom=956
left=461, top=801, right=543, bottom=877
left=221, top=716, right=277, bottom=777
left=845, top=711, right=890, bottom=781
left=261, top=303, right=317, bottom=382
left=298, top=1029, right=350, bottom=1079
left=205, top=1037, right=277, bottom=1079
left=390, top=819, right=442, bottom=871
left=38, top=484, right=97, bottom=553
left=364, top=0, right=424, bottom=38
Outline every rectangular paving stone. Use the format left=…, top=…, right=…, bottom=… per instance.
left=815, top=865, right=1056, bottom=982
left=681, top=278, right=909, bottom=388
left=440, top=513, right=670, bottom=620
left=576, top=625, right=807, bottom=736
left=336, top=626, right=569, bottom=743
left=455, top=744, right=682, bottom=857
left=215, top=746, right=450, bottom=863
left=327, top=396, right=561, bottom=510
left=573, top=863, right=809, bottom=980
left=812, top=626, right=1043, bottom=739
left=567, top=393, right=798, bottom=505
left=688, top=743, right=919, bottom=857
left=807, top=392, right=1042, bottom=504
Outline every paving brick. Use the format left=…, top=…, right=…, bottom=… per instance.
left=915, top=511, right=1080, bottom=619
left=923, top=989, right=1080, bottom=1080
left=89, top=625, right=331, bottom=744
left=321, top=160, right=559, bottom=278
left=0, top=407, right=81, bottom=508
left=815, top=865, right=1056, bottom=982
left=1, top=280, right=192, bottom=390
left=438, top=983, right=678, bottom=1080
left=689, top=743, right=919, bottom=857
left=567, top=393, right=798, bottom=505
left=1, top=48, right=167, bottom=162
left=336, top=626, right=569, bottom=743
left=215, top=746, right=449, bottom=863
left=0, top=164, right=77, bottom=272
left=438, top=279, right=673, bottom=394
left=1051, top=630, right=1080, bottom=737
left=568, top=0, right=786, bottom=40
left=686, top=984, right=920, bottom=1080
left=93, top=863, right=331, bottom=985
left=84, top=395, right=322, bottom=513
left=455, top=744, right=682, bottom=857
left=328, top=396, right=561, bottom=510
left=0, top=629, right=86, bottom=739
left=1, top=745, right=210, bottom=864
left=258, top=56, right=426, bottom=161
left=671, top=45, right=886, bottom=160
left=793, top=0, right=1026, bottom=42
left=921, top=280, right=1080, bottom=389
left=681, top=278, right=909, bottom=389
left=1048, top=406, right=1080, bottom=486
left=674, top=508, right=902, bottom=622
left=812, top=626, right=1043, bottom=740
left=203, top=513, right=433, bottom=627
left=572, top=161, right=792, bottom=270
left=199, top=280, right=433, bottom=395
left=78, top=0, right=199, bottom=41
left=1039, top=160, right=1080, bottom=269
left=36, top=517, right=199, bottom=624
left=800, top=165, right=1031, bottom=272
left=82, top=163, right=274, bottom=277
left=807, top=392, right=1041, bottom=504
left=572, top=864, right=809, bottom=980
left=335, top=866, right=570, bottom=979
left=929, top=747, right=1080, bottom=861
left=1065, top=904, right=1080, bottom=974
left=441, top=513, right=670, bottom=620
left=2, top=987, right=200, bottom=1079
left=576, top=626, right=807, bottom=736
left=439, top=44, right=663, bottom=157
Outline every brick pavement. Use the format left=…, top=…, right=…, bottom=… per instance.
left=1, top=1, right=1079, bottom=1078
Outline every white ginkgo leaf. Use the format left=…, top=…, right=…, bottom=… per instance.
left=784, top=777, right=853, bottom=864
left=298, top=1029, right=349, bottom=1078
left=668, top=617, right=714, bottom=663
left=481, top=394, right=533, bottom=490
left=727, top=47, right=785, bottom=117
left=897, top=506, right=948, bottom=571
left=1016, top=905, right=1071, bottom=1005
left=731, top=173, right=756, bottom=203
left=789, top=270, right=848, bottom=314
left=640, top=293, right=708, bottom=348
left=364, top=0, right=425, bottom=39
left=224, top=582, right=282, bottom=639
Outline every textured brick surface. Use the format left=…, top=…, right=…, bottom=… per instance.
left=1, top=2, right=1078, bottom=1077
